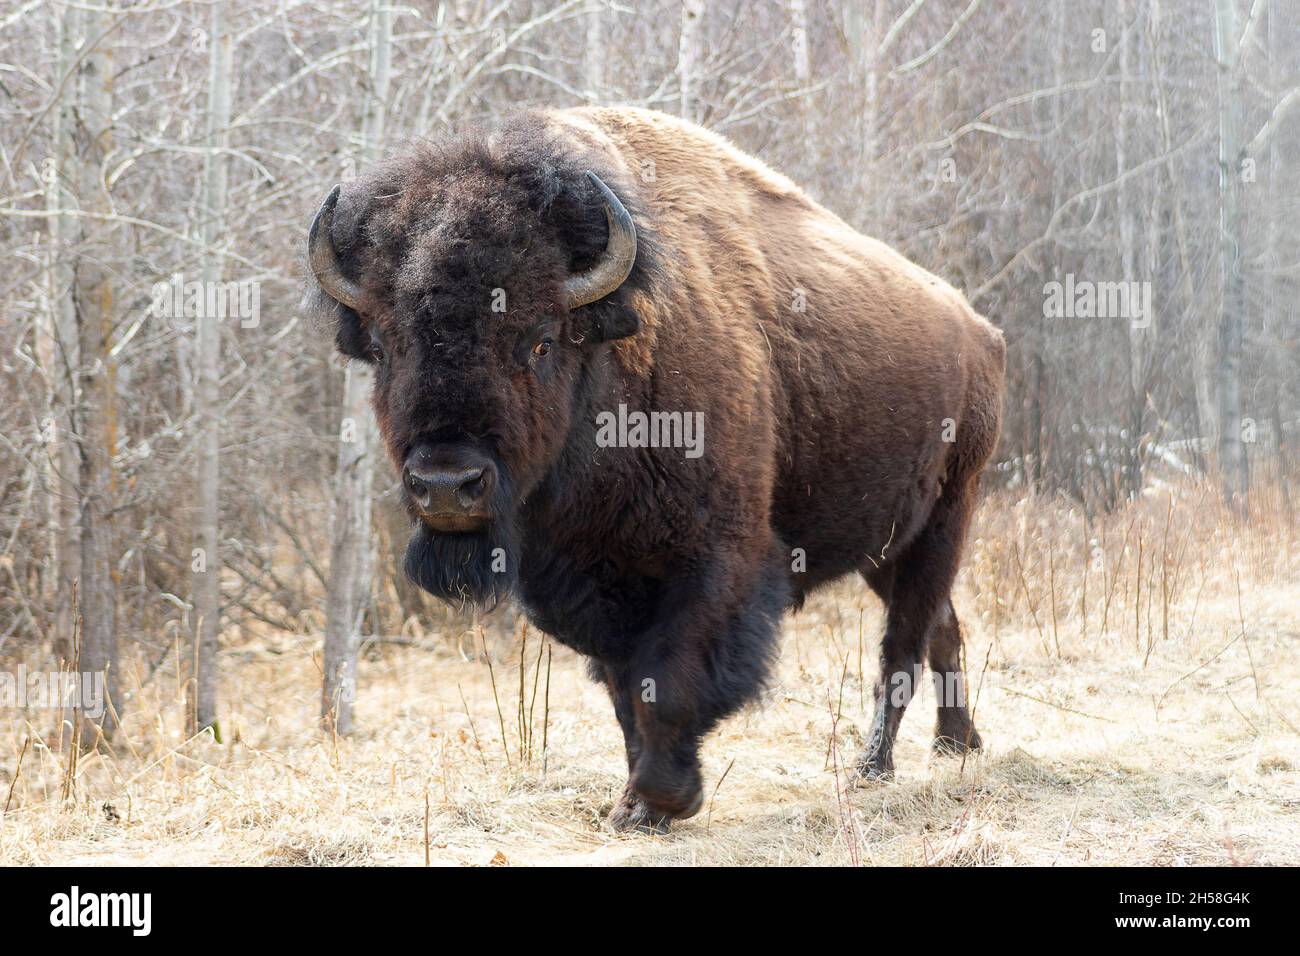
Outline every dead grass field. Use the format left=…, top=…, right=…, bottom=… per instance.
left=2, top=483, right=1298, bottom=866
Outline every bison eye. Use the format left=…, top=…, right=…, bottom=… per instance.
left=368, top=341, right=384, bottom=363
left=532, top=338, right=553, bottom=358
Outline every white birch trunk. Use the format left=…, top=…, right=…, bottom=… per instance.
left=323, top=0, right=390, bottom=736
left=677, top=0, right=705, bottom=122
left=843, top=0, right=884, bottom=224
left=189, top=0, right=234, bottom=737
left=584, top=0, right=604, bottom=100
left=791, top=0, right=811, bottom=138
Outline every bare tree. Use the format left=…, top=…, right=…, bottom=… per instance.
left=1213, top=0, right=1248, bottom=513
left=188, top=0, right=234, bottom=738
left=66, top=1, right=121, bottom=741
left=677, top=0, right=705, bottom=121
left=584, top=0, right=604, bottom=99
left=322, top=0, right=391, bottom=736
left=842, top=0, right=885, bottom=222
left=41, top=1, right=83, bottom=660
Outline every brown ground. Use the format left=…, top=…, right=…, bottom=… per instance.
left=2, top=485, right=1297, bottom=866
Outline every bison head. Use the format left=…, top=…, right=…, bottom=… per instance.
left=307, top=135, right=640, bottom=606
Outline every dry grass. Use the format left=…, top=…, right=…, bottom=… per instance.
left=2, top=482, right=1298, bottom=866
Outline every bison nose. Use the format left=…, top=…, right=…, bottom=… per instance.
left=402, top=445, right=496, bottom=518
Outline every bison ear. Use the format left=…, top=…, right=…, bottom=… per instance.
left=333, top=303, right=371, bottom=360
left=585, top=304, right=640, bottom=342
left=551, top=171, right=640, bottom=341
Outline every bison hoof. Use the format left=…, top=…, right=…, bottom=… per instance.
left=850, top=748, right=895, bottom=784
left=609, top=787, right=672, bottom=835
left=609, top=774, right=705, bottom=835
left=933, top=719, right=982, bottom=755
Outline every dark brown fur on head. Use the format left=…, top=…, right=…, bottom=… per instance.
left=306, top=114, right=653, bottom=605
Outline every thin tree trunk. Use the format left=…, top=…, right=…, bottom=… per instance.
left=790, top=0, right=812, bottom=146
left=189, top=0, right=234, bottom=738
left=43, top=1, right=83, bottom=662
left=584, top=0, right=603, bottom=99
left=323, top=0, right=390, bottom=736
left=1150, top=0, right=1205, bottom=473
left=1118, top=0, right=1143, bottom=500
left=1213, top=0, right=1248, bottom=515
left=1120, top=9, right=1136, bottom=499
left=843, top=0, right=884, bottom=224
left=677, top=0, right=705, bottom=122
left=72, top=1, right=119, bottom=741
left=1263, top=1, right=1290, bottom=519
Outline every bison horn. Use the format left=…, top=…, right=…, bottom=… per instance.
left=308, top=184, right=362, bottom=311
left=564, top=171, right=637, bottom=309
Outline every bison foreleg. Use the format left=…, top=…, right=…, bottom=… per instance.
left=610, top=644, right=707, bottom=833
left=603, top=662, right=701, bottom=834
left=605, top=548, right=786, bottom=832
left=598, top=663, right=672, bottom=834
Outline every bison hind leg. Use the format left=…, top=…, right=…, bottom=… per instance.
left=853, top=476, right=982, bottom=782
left=928, top=598, right=982, bottom=755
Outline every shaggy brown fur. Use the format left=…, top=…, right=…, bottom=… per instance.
left=308, top=106, right=1006, bottom=832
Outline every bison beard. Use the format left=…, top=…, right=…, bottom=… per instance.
left=403, top=484, right=519, bottom=609
left=306, top=106, right=1006, bottom=836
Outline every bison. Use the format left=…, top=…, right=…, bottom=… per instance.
left=306, top=107, right=1005, bottom=833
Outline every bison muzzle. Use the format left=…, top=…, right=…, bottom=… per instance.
left=306, top=107, right=1006, bottom=833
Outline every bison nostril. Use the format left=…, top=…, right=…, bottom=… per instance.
left=403, top=468, right=432, bottom=505
left=456, top=468, right=488, bottom=506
